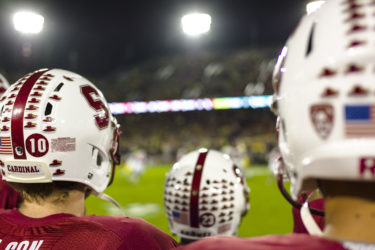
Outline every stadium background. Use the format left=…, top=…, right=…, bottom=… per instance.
left=84, top=47, right=292, bottom=239
left=5, top=44, right=294, bottom=239
left=0, top=0, right=311, bottom=240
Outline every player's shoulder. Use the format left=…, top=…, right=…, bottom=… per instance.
left=76, top=215, right=158, bottom=234
left=76, top=215, right=178, bottom=249
left=178, top=234, right=347, bottom=250
left=0, top=208, right=10, bottom=215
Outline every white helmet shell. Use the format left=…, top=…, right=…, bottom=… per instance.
left=164, top=148, right=250, bottom=240
left=0, top=69, right=120, bottom=193
left=273, top=0, right=375, bottom=198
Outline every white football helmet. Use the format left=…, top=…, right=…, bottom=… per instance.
left=164, top=148, right=250, bottom=240
left=0, top=69, right=120, bottom=193
left=0, top=74, right=10, bottom=96
left=272, top=0, right=375, bottom=198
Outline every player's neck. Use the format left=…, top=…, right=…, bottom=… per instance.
left=18, top=190, right=86, bottom=218
left=323, top=196, right=375, bottom=243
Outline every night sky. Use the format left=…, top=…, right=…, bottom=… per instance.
left=0, top=0, right=305, bottom=77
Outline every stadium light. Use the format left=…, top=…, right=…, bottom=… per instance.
left=13, top=11, right=44, bottom=34
left=306, top=1, right=325, bottom=15
left=181, top=13, right=211, bottom=36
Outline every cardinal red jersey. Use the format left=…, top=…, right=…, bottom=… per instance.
left=0, top=209, right=178, bottom=250
left=177, top=234, right=347, bottom=250
left=292, top=193, right=325, bottom=233
left=0, top=177, right=20, bottom=209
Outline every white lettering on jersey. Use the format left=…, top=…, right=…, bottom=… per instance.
left=4, top=240, right=43, bottom=250
left=4, top=242, right=16, bottom=250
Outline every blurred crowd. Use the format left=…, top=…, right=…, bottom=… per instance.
left=107, top=47, right=278, bottom=165
left=2, top=46, right=278, bottom=166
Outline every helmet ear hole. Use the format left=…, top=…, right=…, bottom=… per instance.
left=306, top=23, right=315, bottom=56
left=280, top=119, right=287, bottom=141
left=96, top=153, right=102, bottom=166
left=54, top=83, right=64, bottom=92
left=92, top=147, right=104, bottom=168
left=45, top=103, right=53, bottom=116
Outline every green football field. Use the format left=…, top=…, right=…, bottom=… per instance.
left=85, top=165, right=293, bottom=240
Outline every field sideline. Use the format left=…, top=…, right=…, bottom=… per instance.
left=85, top=164, right=293, bottom=240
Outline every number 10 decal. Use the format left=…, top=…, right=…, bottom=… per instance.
left=26, top=134, right=49, bottom=157
left=80, top=85, right=110, bottom=129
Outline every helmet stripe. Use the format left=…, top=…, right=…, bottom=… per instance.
left=11, top=69, right=49, bottom=159
left=190, top=150, right=208, bottom=228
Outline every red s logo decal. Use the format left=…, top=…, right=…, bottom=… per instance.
left=80, top=85, right=110, bottom=129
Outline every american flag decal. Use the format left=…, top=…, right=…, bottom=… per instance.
left=345, top=105, right=375, bottom=137
left=0, top=137, right=12, bottom=155
left=218, top=223, right=231, bottom=234
left=172, top=210, right=189, bottom=225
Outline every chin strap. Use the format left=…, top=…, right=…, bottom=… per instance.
left=108, top=123, right=121, bottom=187
left=93, top=191, right=125, bottom=216
left=301, top=199, right=323, bottom=236
left=276, top=157, right=325, bottom=216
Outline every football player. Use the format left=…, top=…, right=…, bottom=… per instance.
left=0, top=73, right=21, bottom=209
left=0, top=69, right=177, bottom=249
left=164, top=148, right=250, bottom=244
left=179, top=0, right=375, bottom=248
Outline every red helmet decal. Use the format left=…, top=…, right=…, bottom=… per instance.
left=11, top=69, right=49, bottom=159
left=80, top=85, right=110, bottom=129
left=190, top=150, right=208, bottom=228
left=25, top=133, right=49, bottom=157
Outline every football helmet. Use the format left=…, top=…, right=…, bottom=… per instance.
left=0, top=69, right=120, bottom=193
left=272, top=0, right=375, bottom=198
left=164, top=148, right=250, bottom=240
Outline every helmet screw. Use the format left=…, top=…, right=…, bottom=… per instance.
left=15, top=147, right=23, bottom=156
